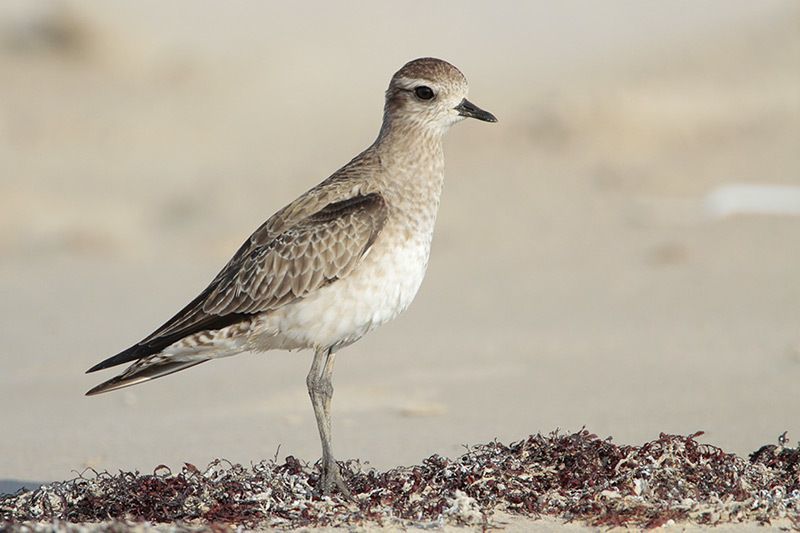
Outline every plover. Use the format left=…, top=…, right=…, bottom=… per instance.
left=86, top=57, right=496, bottom=497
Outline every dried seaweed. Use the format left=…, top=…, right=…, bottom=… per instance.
left=2, top=430, right=798, bottom=531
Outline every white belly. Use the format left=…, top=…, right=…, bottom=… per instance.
left=249, top=236, right=431, bottom=352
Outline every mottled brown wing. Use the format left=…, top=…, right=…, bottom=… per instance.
left=87, top=154, right=387, bottom=374
left=202, top=193, right=387, bottom=315
left=141, top=192, right=387, bottom=343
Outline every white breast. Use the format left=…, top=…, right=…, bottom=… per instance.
left=249, top=233, right=432, bottom=352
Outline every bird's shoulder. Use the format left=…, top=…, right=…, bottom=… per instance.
left=231, top=148, right=385, bottom=261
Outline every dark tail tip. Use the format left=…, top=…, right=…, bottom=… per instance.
left=85, top=375, right=129, bottom=396
left=85, top=381, right=112, bottom=396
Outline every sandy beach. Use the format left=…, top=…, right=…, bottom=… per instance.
left=1, top=0, right=798, bottom=528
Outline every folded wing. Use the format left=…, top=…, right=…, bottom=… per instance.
left=86, top=192, right=388, bottom=373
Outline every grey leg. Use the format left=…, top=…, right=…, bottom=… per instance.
left=306, top=347, right=353, bottom=499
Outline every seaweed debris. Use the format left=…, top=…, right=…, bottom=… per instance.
left=2, top=430, right=798, bottom=530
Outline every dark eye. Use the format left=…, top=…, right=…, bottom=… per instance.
left=414, top=86, right=435, bottom=100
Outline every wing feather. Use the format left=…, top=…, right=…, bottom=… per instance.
left=88, top=192, right=387, bottom=374
left=88, top=149, right=388, bottom=374
left=202, top=193, right=387, bottom=316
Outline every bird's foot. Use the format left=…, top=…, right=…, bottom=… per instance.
left=318, top=458, right=355, bottom=502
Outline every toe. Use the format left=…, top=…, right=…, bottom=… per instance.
left=319, top=460, right=355, bottom=502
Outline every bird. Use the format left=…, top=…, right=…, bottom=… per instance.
left=85, top=57, right=497, bottom=498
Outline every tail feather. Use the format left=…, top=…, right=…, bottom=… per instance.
left=85, top=314, right=251, bottom=374
left=85, top=358, right=209, bottom=396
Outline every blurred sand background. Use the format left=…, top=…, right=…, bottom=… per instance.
left=1, top=0, right=799, bottom=499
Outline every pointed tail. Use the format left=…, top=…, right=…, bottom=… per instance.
left=85, top=358, right=209, bottom=396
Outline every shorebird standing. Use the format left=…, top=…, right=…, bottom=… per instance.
left=86, top=57, right=496, bottom=497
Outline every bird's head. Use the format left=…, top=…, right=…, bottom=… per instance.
left=382, top=57, right=496, bottom=137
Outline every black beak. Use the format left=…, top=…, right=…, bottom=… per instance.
left=455, top=98, right=497, bottom=122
